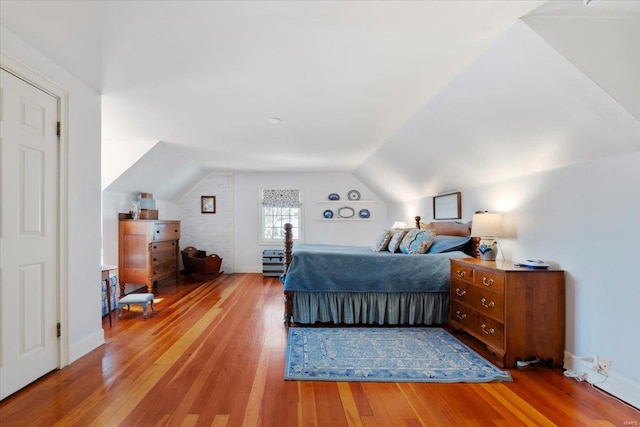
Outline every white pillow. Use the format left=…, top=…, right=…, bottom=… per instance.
left=371, top=230, right=393, bottom=252
left=387, top=229, right=409, bottom=253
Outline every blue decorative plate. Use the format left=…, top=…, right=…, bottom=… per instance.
left=328, top=193, right=340, bottom=201
left=323, top=209, right=334, bottom=219
left=347, top=189, right=361, bottom=200
left=359, top=209, right=370, bottom=219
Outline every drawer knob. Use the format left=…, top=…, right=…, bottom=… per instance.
left=482, top=277, right=494, bottom=287
left=156, top=230, right=160, bottom=233
left=455, top=310, right=466, bottom=320
left=153, top=257, right=157, bottom=261
left=456, top=288, right=467, bottom=297
left=481, top=324, right=495, bottom=335
left=456, top=270, right=465, bottom=278
left=481, top=298, right=495, bottom=309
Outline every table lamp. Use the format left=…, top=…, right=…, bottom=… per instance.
left=471, top=212, right=503, bottom=260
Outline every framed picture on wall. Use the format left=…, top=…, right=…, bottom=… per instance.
left=201, top=196, right=216, bottom=214
left=433, top=192, right=461, bottom=220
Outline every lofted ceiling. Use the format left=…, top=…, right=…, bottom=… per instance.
left=1, top=0, right=638, bottom=203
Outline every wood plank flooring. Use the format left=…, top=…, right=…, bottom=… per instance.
left=1, top=274, right=638, bottom=426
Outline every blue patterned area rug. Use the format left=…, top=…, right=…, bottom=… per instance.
left=284, top=327, right=511, bottom=383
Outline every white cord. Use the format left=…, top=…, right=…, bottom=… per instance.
left=571, top=355, right=595, bottom=362
left=564, top=370, right=587, bottom=381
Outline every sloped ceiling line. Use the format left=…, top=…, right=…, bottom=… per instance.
left=354, top=18, right=640, bottom=203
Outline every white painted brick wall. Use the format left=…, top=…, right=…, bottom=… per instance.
left=179, top=174, right=234, bottom=273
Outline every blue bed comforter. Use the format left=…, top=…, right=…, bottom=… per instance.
left=283, top=244, right=468, bottom=293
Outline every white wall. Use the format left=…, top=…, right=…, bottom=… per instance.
left=105, top=171, right=387, bottom=278
left=234, top=172, right=388, bottom=273
left=1, top=26, right=103, bottom=363
left=177, top=174, right=234, bottom=273
left=389, top=151, right=640, bottom=408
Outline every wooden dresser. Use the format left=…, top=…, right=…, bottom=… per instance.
left=118, top=220, right=181, bottom=296
left=449, top=258, right=565, bottom=368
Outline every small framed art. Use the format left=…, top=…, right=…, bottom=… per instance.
left=433, top=192, right=461, bottom=220
left=201, top=196, right=216, bottom=214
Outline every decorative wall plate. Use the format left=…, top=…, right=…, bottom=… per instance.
left=323, top=209, right=334, bottom=219
left=328, top=193, right=340, bottom=201
left=347, top=190, right=361, bottom=200
left=338, top=206, right=355, bottom=218
left=359, top=209, right=370, bottom=219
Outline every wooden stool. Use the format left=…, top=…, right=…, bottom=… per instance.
left=117, top=293, right=155, bottom=320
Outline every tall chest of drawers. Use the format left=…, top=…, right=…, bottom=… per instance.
left=118, top=220, right=181, bottom=296
left=449, top=258, right=565, bottom=368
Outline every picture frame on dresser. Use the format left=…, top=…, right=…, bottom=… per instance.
left=201, top=196, right=216, bottom=214
left=433, top=192, right=461, bottom=220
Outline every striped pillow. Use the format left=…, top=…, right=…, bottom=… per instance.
left=371, top=230, right=393, bottom=252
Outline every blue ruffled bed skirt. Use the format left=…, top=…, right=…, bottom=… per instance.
left=291, top=292, right=450, bottom=325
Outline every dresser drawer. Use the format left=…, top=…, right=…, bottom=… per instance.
left=451, top=261, right=474, bottom=283
left=151, top=240, right=178, bottom=253
left=451, top=300, right=478, bottom=326
left=451, top=279, right=474, bottom=302
left=152, top=222, right=180, bottom=241
left=473, top=269, right=505, bottom=293
left=464, top=286, right=504, bottom=322
left=453, top=299, right=504, bottom=350
left=151, top=260, right=177, bottom=280
left=452, top=277, right=504, bottom=322
left=152, top=249, right=177, bottom=266
left=473, top=313, right=504, bottom=350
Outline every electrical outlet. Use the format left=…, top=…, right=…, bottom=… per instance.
left=598, top=358, right=611, bottom=375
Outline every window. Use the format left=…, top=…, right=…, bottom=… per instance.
left=261, top=189, right=302, bottom=243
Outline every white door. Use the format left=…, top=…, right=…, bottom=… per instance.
left=0, top=69, right=59, bottom=400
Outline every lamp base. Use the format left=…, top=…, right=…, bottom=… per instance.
left=478, top=237, right=498, bottom=261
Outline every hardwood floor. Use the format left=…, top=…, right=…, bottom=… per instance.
left=1, top=274, right=638, bottom=426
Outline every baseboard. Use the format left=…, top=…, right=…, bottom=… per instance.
left=234, top=264, right=261, bottom=273
left=68, top=329, right=105, bottom=364
left=564, top=351, right=640, bottom=410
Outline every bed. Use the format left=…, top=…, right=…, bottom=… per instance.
left=282, top=216, right=476, bottom=326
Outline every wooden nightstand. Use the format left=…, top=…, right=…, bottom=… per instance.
left=449, top=258, right=565, bottom=368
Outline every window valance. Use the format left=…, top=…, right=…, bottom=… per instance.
left=261, top=189, right=301, bottom=208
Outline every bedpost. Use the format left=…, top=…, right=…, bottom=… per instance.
left=284, top=223, right=293, bottom=273
left=283, top=223, right=293, bottom=326
left=415, top=216, right=421, bottom=228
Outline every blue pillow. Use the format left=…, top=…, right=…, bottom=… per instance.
left=427, top=235, right=471, bottom=254
left=400, top=229, right=436, bottom=254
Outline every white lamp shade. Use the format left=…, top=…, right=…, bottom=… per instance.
left=391, top=221, right=408, bottom=229
left=471, top=213, right=503, bottom=237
